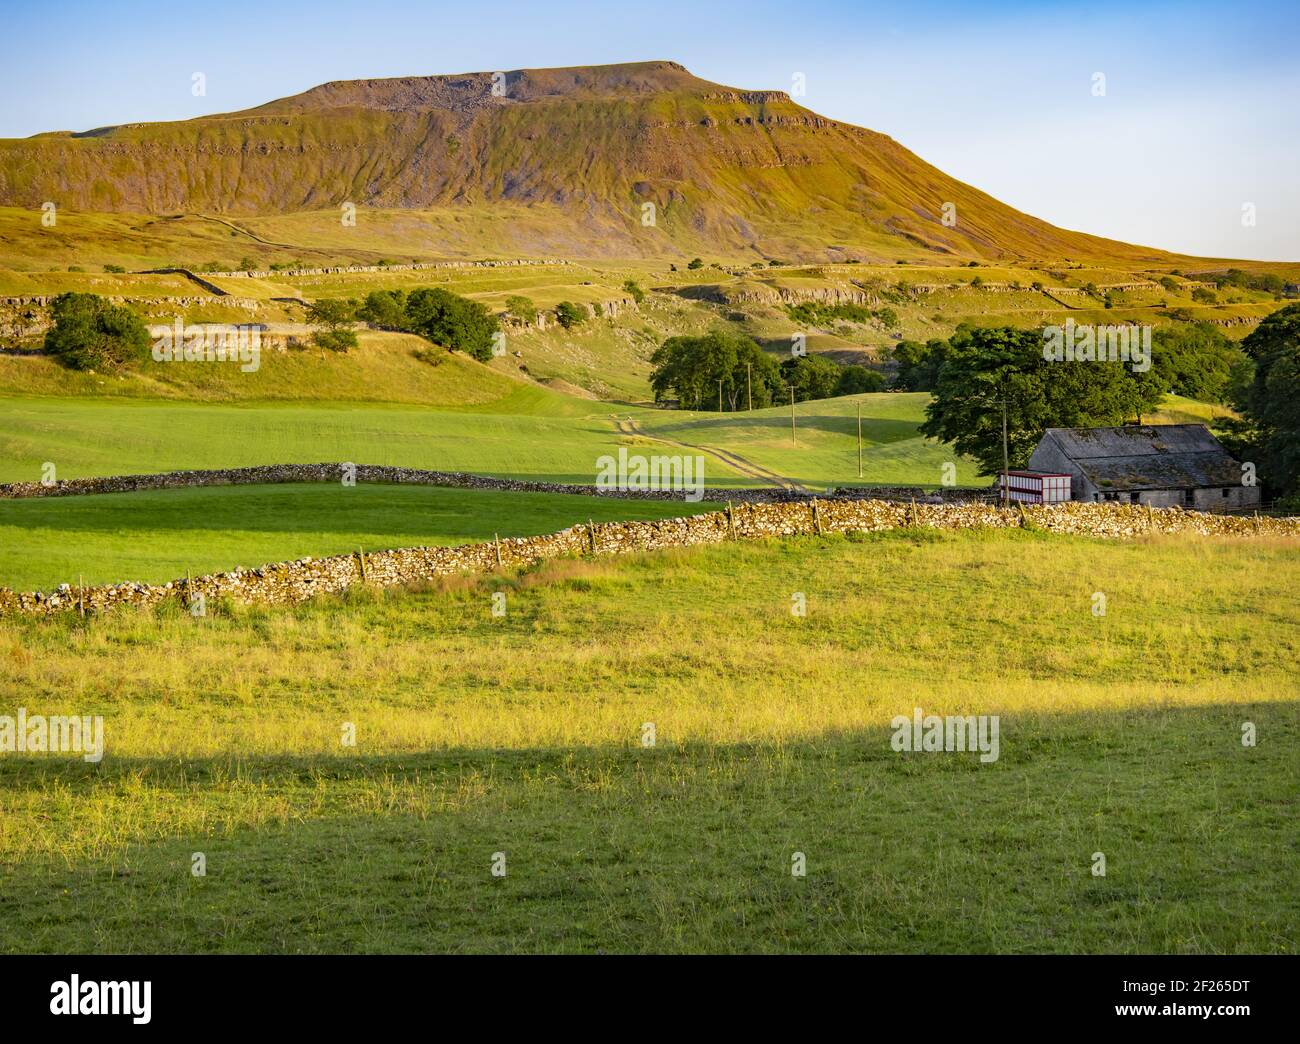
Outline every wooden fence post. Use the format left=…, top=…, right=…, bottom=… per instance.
left=494, top=532, right=503, bottom=567
left=357, top=546, right=368, bottom=583
left=726, top=500, right=737, bottom=540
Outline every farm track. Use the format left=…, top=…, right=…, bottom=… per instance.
left=616, top=417, right=808, bottom=492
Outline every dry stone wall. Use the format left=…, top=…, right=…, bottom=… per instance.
left=2, top=496, right=1295, bottom=619
left=0, top=463, right=806, bottom=503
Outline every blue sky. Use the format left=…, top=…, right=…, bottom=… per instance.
left=1, top=0, right=1296, bottom=259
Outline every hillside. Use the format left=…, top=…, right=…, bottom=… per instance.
left=0, top=60, right=1197, bottom=264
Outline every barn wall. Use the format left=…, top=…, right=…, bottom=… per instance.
left=1027, top=437, right=1095, bottom=500
left=1135, top=490, right=1186, bottom=508
left=1193, top=486, right=1260, bottom=511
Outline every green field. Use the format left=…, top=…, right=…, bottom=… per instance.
left=1, top=528, right=1295, bottom=953
left=0, top=483, right=716, bottom=592
left=636, top=392, right=987, bottom=488
left=0, top=385, right=990, bottom=491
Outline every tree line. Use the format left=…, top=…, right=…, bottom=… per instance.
left=649, top=331, right=884, bottom=410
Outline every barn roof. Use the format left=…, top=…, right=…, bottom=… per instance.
left=1040, top=424, right=1242, bottom=491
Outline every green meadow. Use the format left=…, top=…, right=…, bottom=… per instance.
left=0, top=389, right=986, bottom=491
left=635, top=392, right=987, bottom=489
left=0, top=529, right=1295, bottom=953
left=0, top=483, right=713, bottom=592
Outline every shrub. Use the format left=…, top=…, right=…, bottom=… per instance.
left=622, top=280, right=646, bottom=305
left=554, top=301, right=589, bottom=329
left=44, top=293, right=152, bottom=371
left=306, top=298, right=359, bottom=353
left=504, top=295, right=538, bottom=325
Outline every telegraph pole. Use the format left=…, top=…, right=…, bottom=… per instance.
left=718, top=378, right=723, bottom=413
left=992, top=397, right=1010, bottom=508
left=1002, top=398, right=1009, bottom=508
left=746, top=362, right=752, bottom=412
left=790, top=385, right=797, bottom=446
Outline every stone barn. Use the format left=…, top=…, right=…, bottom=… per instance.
left=1024, top=424, right=1259, bottom=510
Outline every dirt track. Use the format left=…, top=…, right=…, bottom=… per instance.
left=615, top=416, right=808, bottom=492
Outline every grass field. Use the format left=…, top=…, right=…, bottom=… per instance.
left=0, top=396, right=689, bottom=485
left=0, top=527, right=1295, bottom=953
left=636, top=392, right=987, bottom=488
left=0, top=387, right=989, bottom=490
left=0, top=483, right=716, bottom=592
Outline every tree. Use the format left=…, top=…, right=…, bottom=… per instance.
left=622, top=280, right=646, bottom=305
left=891, top=338, right=950, bottom=391
left=650, top=330, right=781, bottom=410
left=504, top=295, right=538, bottom=325
left=920, top=325, right=1165, bottom=474
left=687, top=258, right=704, bottom=270
left=1150, top=322, right=1243, bottom=403
left=554, top=301, right=588, bottom=329
left=1237, top=302, right=1300, bottom=498
left=44, top=292, right=151, bottom=371
left=405, top=288, right=499, bottom=361
left=835, top=365, right=886, bottom=395
left=781, top=354, right=841, bottom=401
left=355, top=289, right=409, bottom=330
left=306, top=298, right=359, bottom=353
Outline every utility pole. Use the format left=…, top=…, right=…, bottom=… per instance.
left=718, top=378, right=724, bottom=413
left=790, top=385, right=797, bottom=446
left=1002, top=398, right=1009, bottom=508
left=857, top=401, right=863, bottom=479
left=991, top=397, right=1010, bottom=508
left=746, top=362, right=752, bottom=412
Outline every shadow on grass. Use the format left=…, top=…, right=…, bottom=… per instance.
left=1, top=702, right=1296, bottom=954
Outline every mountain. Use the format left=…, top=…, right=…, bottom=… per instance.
left=0, top=60, right=1179, bottom=263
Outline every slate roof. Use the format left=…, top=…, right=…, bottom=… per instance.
left=1041, top=425, right=1242, bottom=491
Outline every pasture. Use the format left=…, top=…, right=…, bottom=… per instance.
left=0, top=528, right=1296, bottom=953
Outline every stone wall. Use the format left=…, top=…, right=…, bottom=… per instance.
left=2, top=496, right=1295, bottom=618
left=0, top=463, right=806, bottom=503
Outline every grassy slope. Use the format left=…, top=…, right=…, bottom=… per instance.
left=637, top=392, right=986, bottom=489
left=0, top=390, right=981, bottom=490
left=4, top=59, right=1299, bottom=268
left=0, top=528, right=1295, bottom=953
left=0, top=331, right=612, bottom=408
left=0, top=483, right=714, bottom=592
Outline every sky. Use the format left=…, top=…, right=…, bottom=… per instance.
left=1, top=0, right=1296, bottom=260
